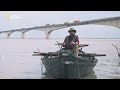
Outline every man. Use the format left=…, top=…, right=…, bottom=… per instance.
left=62, top=28, right=79, bottom=49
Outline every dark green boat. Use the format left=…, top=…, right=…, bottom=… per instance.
left=33, top=44, right=106, bottom=79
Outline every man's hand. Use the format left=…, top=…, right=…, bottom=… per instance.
left=70, top=41, right=75, bottom=45
left=70, top=41, right=79, bottom=45
left=62, top=42, right=65, bottom=47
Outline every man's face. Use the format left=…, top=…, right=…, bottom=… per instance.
left=69, top=31, right=75, bottom=35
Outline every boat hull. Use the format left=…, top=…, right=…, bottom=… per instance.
left=42, top=57, right=98, bottom=79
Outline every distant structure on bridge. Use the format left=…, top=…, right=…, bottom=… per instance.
left=0, top=16, right=120, bottom=39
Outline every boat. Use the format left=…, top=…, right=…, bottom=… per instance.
left=33, top=43, right=106, bottom=79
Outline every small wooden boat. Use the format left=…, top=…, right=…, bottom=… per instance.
left=33, top=43, right=106, bottom=79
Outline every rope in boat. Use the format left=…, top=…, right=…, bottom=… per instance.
left=67, top=51, right=81, bottom=79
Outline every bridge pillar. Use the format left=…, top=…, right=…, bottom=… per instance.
left=45, top=33, right=50, bottom=39
left=5, top=31, right=15, bottom=39
left=7, top=33, right=11, bottom=39
left=41, top=25, right=68, bottom=39
left=44, top=30, right=51, bottom=39
left=21, top=30, right=29, bottom=39
left=21, top=32, right=25, bottom=39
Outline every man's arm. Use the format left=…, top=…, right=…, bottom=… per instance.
left=62, top=37, right=67, bottom=46
left=75, top=36, right=79, bottom=44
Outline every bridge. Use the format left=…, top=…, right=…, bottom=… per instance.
left=0, top=16, right=120, bottom=39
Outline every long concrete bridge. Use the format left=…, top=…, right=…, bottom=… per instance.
left=0, top=16, right=120, bottom=39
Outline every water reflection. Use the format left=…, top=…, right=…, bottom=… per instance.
left=0, top=39, right=120, bottom=79
left=41, top=71, right=55, bottom=79
left=114, top=58, right=120, bottom=74
left=108, top=57, right=120, bottom=79
left=117, top=59, right=120, bottom=66
left=41, top=70, right=97, bottom=79
left=82, top=70, right=97, bottom=79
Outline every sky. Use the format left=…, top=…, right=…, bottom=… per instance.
left=0, top=11, right=120, bottom=38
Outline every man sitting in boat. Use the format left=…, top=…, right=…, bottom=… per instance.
left=62, top=28, right=79, bottom=50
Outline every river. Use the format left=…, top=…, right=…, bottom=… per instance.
left=0, top=39, right=120, bottom=79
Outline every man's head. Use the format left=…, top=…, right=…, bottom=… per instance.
left=68, top=28, right=76, bottom=35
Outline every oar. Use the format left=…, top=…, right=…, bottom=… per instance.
left=33, top=48, right=41, bottom=53
left=56, top=41, right=61, bottom=49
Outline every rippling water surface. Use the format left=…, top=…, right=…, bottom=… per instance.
left=0, top=39, right=120, bottom=79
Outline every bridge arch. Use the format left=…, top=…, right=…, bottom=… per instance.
left=9, top=31, right=22, bottom=39
left=87, top=18, right=120, bottom=29
left=0, top=16, right=120, bottom=39
left=25, top=30, right=45, bottom=39
left=0, top=33, right=8, bottom=39
left=76, top=24, right=120, bottom=38
left=45, top=17, right=120, bottom=39
left=50, top=24, right=120, bottom=39
left=50, top=27, right=70, bottom=39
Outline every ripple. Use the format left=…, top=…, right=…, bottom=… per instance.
left=0, top=39, right=120, bottom=79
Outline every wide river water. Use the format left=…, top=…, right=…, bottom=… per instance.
left=0, top=39, right=120, bottom=79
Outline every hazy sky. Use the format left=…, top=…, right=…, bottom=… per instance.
left=0, top=11, right=120, bottom=38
